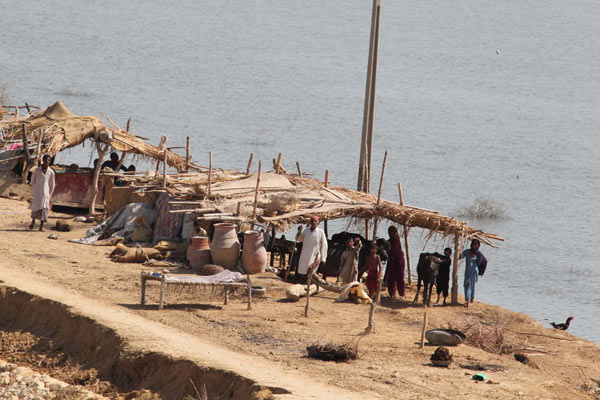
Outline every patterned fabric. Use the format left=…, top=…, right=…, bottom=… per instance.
left=163, top=270, right=244, bottom=284
left=152, top=193, right=186, bottom=243
left=31, top=208, right=49, bottom=222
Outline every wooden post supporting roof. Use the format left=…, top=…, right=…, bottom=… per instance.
left=451, top=234, right=462, bottom=304
left=397, top=183, right=412, bottom=285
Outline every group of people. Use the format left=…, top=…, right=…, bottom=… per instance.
left=294, top=215, right=488, bottom=307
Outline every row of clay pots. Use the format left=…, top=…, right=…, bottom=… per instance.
left=187, top=223, right=267, bottom=274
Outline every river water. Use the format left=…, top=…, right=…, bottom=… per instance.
left=3, top=1, right=599, bottom=343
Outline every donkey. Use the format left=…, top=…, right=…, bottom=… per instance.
left=413, top=252, right=443, bottom=306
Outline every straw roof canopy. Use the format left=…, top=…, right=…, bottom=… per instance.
left=0, top=101, right=188, bottom=171
left=116, top=168, right=503, bottom=247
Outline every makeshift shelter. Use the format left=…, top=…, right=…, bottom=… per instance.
left=102, top=162, right=503, bottom=304
left=0, top=101, right=195, bottom=211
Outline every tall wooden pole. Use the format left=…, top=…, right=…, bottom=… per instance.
left=296, top=161, right=302, bottom=177
left=372, top=150, right=387, bottom=239
left=451, top=234, right=461, bottom=304
left=398, top=183, right=412, bottom=285
left=358, top=0, right=381, bottom=192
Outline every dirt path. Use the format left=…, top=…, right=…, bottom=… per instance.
left=1, top=197, right=599, bottom=399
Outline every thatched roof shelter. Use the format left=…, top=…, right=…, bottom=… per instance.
left=0, top=101, right=188, bottom=171
left=113, top=167, right=502, bottom=247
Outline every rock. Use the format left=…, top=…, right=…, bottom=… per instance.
left=55, top=221, right=72, bottom=232
left=74, top=216, right=87, bottom=222
left=285, top=284, right=320, bottom=301
left=47, top=233, right=58, bottom=240
left=12, top=367, right=34, bottom=377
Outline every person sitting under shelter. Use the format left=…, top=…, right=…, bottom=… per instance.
left=101, top=152, right=126, bottom=172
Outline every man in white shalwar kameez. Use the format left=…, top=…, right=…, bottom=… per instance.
left=29, top=155, right=55, bottom=231
left=295, top=215, right=328, bottom=283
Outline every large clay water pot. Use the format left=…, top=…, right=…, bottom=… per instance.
left=242, top=230, right=267, bottom=274
left=187, top=236, right=212, bottom=272
left=210, top=223, right=240, bottom=270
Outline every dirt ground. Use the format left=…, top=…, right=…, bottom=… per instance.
left=1, top=197, right=599, bottom=399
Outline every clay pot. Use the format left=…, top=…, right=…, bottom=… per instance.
left=198, top=264, right=224, bottom=276
left=242, top=230, right=267, bottom=274
left=187, top=236, right=212, bottom=272
left=210, top=223, right=240, bottom=270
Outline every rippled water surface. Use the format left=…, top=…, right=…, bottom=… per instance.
left=2, top=0, right=599, bottom=343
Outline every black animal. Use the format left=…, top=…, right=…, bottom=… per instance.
left=318, top=231, right=390, bottom=279
left=550, top=316, right=574, bottom=330
left=413, top=252, right=443, bottom=306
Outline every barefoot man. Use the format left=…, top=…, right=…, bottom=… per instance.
left=295, top=215, right=328, bottom=284
left=29, top=155, right=55, bottom=232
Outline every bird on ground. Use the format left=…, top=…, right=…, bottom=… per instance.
left=550, top=316, right=574, bottom=330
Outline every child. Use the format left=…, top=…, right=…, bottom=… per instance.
left=359, top=244, right=383, bottom=299
left=336, top=237, right=362, bottom=285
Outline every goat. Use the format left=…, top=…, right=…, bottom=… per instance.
left=413, top=252, right=443, bottom=306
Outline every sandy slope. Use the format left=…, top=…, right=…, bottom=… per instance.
left=0, top=197, right=599, bottom=399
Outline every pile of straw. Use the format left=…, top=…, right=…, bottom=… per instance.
left=306, top=342, right=358, bottom=362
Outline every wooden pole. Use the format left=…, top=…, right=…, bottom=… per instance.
left=89, top=131, right=107, bottom=214
left=126, top=117, right=131, bottom=133
left=357, top=0, right=381, bottom=192
left=420, top=307, right=428, bottom=348
left=246, top=153, right=254, bottom=175
left=372, top=150, right=388, bottom=238
left=304, top=262, right=317, bottom=317
left=275, top=153, right=282, bottom=174
left=20, top=123, right=31, bottom=183
left=398, top=183, right=412, bottom=285
left=365, top=262, right=386, bottom=333
left=156, top=136, right=166, bottom=171
left=162, top=149, right=168, bottom=188
left=185, top=136, right=190, bottom=173
left=34, top=128, right=44, bottom=162
left=365, top=0, right=381, bottom=193
left=207, top=151, right=212, bottom=197
left=365, top=219, right=370, bottom=241
left=451, top=234, right=461, bottom=304
left=252, top=160, right=262, bottom=220
left=296, top=161, right=302, bottom=177
left=323, top=170, right=329, bottom=237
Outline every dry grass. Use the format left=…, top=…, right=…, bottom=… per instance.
left=306, top=341, right=359, bottom=362
left=457, top=197, right=507, bottom=219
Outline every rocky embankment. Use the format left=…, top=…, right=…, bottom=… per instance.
left=0, top=360, right=104, bottom=400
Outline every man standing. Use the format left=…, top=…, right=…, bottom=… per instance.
left=460, top=239, right=487, bottom=308
left=295, top=215, right=328, bottom=283
left=29, top=155, right=55, bottom=232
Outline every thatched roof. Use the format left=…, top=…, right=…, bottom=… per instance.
left=0, top=101, right=188, bottom=171
left=114, top=168, right=503, bottom=247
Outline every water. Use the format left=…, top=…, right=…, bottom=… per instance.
left=2, top=0, right=599, bottom=343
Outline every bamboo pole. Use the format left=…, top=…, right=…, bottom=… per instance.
left=420, top=307, right=428, bottom=348
left=246, top=153, right=254, bottom=175
left=372, top=150, right=388, bottom=238
left=398, top=183, right=412, bottom=285
left=20, top=123, right=31, bottom=183
left=296, top=161, right=302, bottom=177
left=365, top=262, right=385, bottom=333
left=126, top=117, right=131, bottom=132
left=252, top=160, right=262, bottom=220
left=451, top=234, right=461, bottom=304
left=185, top=136, right=190, bottom=173
left=304, top=262, right=318, bottom=317
left=275, top=152, right=282, bottom=174
left=207, top=151, right=212, bottom=197
left=357, top=0, right=380, bottom=192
